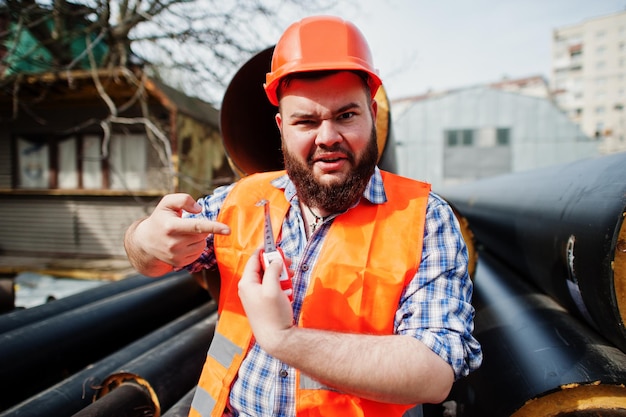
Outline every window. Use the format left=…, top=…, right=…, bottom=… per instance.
left=17, top=137, right=50, bottom=189
left=445, top=129, right=474, bottom=146
left=496, top=128, right=510, bottom=145
left=109, top=134, right=147, bottom=190
left=570, top=44, right=583, bottom=57
left=446, top=130, right=459, bottom=146
left=595, top=121, right=605, bottom=137
left=82, top=135, right=104, bottom=189
left=462, top=129, right=473, bottom=145
left=445, top=128, right=507, bottom=147
left=14, top=133, right=149, bottom=191
left=58, top=136, right=78, bottom=188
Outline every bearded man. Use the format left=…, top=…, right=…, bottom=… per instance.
left=124, top=16, right=481, bottom=417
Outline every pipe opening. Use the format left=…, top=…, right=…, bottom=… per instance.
left=615, top=210, right=626, bottom=329
left=511, top=384, right=626, bottom=417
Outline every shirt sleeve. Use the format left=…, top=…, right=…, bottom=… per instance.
left=395, top=193, right=483, bottom=379
left=181, top=183, right=235, bottom=273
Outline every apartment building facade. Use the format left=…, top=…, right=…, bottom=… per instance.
left=552, top=11, right=626, bottom=153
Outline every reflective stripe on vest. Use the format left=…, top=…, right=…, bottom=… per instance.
left=190, top=170, right=431, bottom=417
left=190, top=326, right=246, bottom=417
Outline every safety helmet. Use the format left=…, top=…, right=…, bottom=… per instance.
left=264, top=16, right=382, bottom=106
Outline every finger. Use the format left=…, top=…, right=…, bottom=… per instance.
left=265, top=255, right=284, bottom=274
left=241, top=249, right=263, bottom=285
left=262, top=256, right=285, bottom=293
left=176, top=218, right=231, bottom=236
left=158, top=193, right=202, bottom=214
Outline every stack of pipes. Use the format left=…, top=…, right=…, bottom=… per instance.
left=441, top=152, right=626, bottom=416
left=0, top=272, right=214, bottom=417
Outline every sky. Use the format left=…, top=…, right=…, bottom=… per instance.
left=272, top=0, right=626, bottom=100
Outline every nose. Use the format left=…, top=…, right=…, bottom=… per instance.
left=315, top=119, right=342, bottom=147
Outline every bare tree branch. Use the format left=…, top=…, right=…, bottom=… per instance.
left=2, top=0, right=338, bottom=103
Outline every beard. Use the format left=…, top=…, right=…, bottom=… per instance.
left=283, top=125, right=378, bottom=213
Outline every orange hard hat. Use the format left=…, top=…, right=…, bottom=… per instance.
left=264, top=16, right=382, bottom=106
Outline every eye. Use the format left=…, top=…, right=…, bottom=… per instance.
left=338, top=112, right=356, bottom=121
left=293, top=118, right=320, bottom=128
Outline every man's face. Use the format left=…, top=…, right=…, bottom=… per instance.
left=276, top=72, right=379, bottom=212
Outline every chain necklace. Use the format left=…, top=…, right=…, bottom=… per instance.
left=306, top=205, right=329, bottom=233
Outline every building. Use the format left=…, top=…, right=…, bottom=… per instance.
left=0, top=5, right=237, bottom=278
left=392, top=86, right=599, bottom=191
left=0, top=69, right=235, bottom=279
left=552, top=10, right=626, bottom=154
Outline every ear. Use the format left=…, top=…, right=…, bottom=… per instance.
left=371, top=99, right=378, bottom=120
left=275, top=112, right=283, bottom=134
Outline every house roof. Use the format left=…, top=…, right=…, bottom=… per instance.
left=391, top=74, right=550, bottom=106
left=146, top=77, right=219, bottom=127
left=0, top=68, right=219, bottom=127
left=488, top=74, right=548, bottom=90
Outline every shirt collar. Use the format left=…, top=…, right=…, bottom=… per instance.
left=272, top=166, right=388, bottom=205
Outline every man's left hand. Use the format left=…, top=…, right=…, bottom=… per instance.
left=238, top=249, right=294, bottom=353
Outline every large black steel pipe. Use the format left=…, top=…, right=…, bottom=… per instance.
left=441, top=152, right=626, bottom=351
left=449, top=251, right=626, bottom=416
left=220, top=47, right=397, bottom=176
left=161, top=388, right=194, bottom=417
left=0, top=301, right=216, bottom=417
left=70, top=382, right=156, bottom=417
left=0, top=272, right=209, bottom=411
left=0, top=273, right=156, bottom=334
left=83, top=312, right=218, bottom=416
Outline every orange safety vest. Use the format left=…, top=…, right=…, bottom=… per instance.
left=189, top=170, right=431, bottom=417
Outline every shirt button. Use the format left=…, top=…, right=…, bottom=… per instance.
left=279, top=369, right=288, bottom=378
left=301, top=264, right=309, bottom=271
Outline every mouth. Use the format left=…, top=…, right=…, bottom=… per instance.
left=312, top=151, right=348, bottom=164
left=318, top=156, right=343, bottom=163
left=311, top=155, right=350, bottom=175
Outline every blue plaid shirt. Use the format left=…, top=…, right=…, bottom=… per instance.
left=185, top=167, right=482, bottom=417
